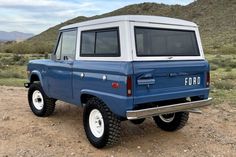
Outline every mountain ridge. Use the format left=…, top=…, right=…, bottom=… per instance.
left=1, top=0, right=235, bottom=54
left=0, top=31, right=34, bottom=42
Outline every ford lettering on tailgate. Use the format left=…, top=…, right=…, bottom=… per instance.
left=185, top=76, right=200, bottom=86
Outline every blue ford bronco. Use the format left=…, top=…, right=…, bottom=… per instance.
left=25, top=15, right=212, bottom=148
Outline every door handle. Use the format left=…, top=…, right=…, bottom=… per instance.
left=80, top=73, right=85, bottom=78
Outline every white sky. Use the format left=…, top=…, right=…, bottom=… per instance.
left=0, top=0, right=194, bottom=34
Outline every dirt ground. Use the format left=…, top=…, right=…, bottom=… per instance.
left=0, top=86, right=236, bottom=157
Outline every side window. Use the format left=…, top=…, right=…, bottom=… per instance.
left=80, top=28, right=120, bottom=57
left=81, top=32, right=95, bottom=55
left=55, top=29, right=77, bottom=60
left=96, top=31, right=119, bottom=55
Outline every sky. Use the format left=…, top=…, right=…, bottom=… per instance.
left=0, top=0, right=194, bottom=34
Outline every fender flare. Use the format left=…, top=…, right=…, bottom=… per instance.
left=80, top=89, right=131, bottom=118
left=80, top=89, right=125, bottom=102
left=29, top=71, right=49, bottom=95
left=29, top=71, right=43, bottom=85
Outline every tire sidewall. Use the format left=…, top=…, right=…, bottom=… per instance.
left=28, top=83, right=46, bottom=116
left=83, top=99, right=110, bottom=148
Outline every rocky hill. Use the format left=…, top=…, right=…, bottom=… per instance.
left=1, top=0, right=235, bottom=54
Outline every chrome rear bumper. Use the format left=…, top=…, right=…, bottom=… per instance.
left=126, top=98, right=212, bottom=120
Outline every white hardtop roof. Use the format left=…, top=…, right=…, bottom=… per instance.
left=60, top=15, right=197, bottom=30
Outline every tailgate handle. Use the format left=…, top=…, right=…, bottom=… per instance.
left=137, top=74, right=155, bottom=85
left=137, top=78, right=155, bottom=85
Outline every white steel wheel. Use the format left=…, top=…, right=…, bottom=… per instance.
left=28, top=83, right=56, bottom=117
left=159, top=113, right=175, bottom=123
left=32, top=90, right=44, bottom=110
left=89, top=109, right=104, bottom=138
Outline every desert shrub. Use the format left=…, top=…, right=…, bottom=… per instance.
left=0, top=71, right=11, bottom=78
left=0, top=71, right=25, bottom=79
left=11, top=72, right=24, bottom=78
left=208, top=55, right=236, bottom=70
left=5, top=48, right=13, bottom=53
left=219, top=44, right=236, bottom=54
left=225, top=67, right=232, bottom=72
left=13, top=54, right=21, bottom=62
left=210, top=64, right=218, bottom=71
left=16, top=57, right=28, bottom=65
left=222, top=73, right=236, bottom=80
left=0, top=54, right=29, bottom=66
left=205, top=44, right=236, bottom=55
left=213, top=81, right=234, bottom=90
left=0, top=57, right=13, bottom=65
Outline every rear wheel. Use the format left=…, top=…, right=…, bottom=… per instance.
left=153, top=112, right=189, bottom=131
left=83, top=97, right=121, bottom=148
left=28, top=83, right=56, bottom=117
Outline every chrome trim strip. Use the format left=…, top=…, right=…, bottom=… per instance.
left=127, top=98, right=212, bottom=120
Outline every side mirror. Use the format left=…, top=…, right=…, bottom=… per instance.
left=49, top=54, right=56, bottom=60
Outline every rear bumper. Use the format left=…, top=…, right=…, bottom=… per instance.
left=126, top=98, right=212, bottom=120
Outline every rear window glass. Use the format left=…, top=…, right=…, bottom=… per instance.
left=135, top=27, right=200, bottom=56
left=80, top=28, right=120, bottom=57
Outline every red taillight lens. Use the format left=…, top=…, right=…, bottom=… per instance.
left=206, top=72, right=210, bottom=87
left=112, top=82, right=119, bottom=88
left=127, top=76, right=132, bottom=96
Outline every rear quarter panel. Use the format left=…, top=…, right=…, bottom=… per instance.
left=73, top=61, right=133, bottom=117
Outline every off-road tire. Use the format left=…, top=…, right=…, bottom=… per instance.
left=28, top=83, right=56, bottom=117
left=83, top=97, right=121, bottom=148
left=130, top=118, right=145, bottom=125
left=153, top=112, right=189, bottom=131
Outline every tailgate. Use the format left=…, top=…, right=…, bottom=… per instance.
left=133, top=60, right=210, bottom=104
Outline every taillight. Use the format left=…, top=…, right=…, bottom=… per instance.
left=127, top=76, right=132, bottom=96
left=206, top=72, right=210, bottom=87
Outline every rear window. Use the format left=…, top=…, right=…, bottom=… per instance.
left=135, top=27, right=200, bottom=56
